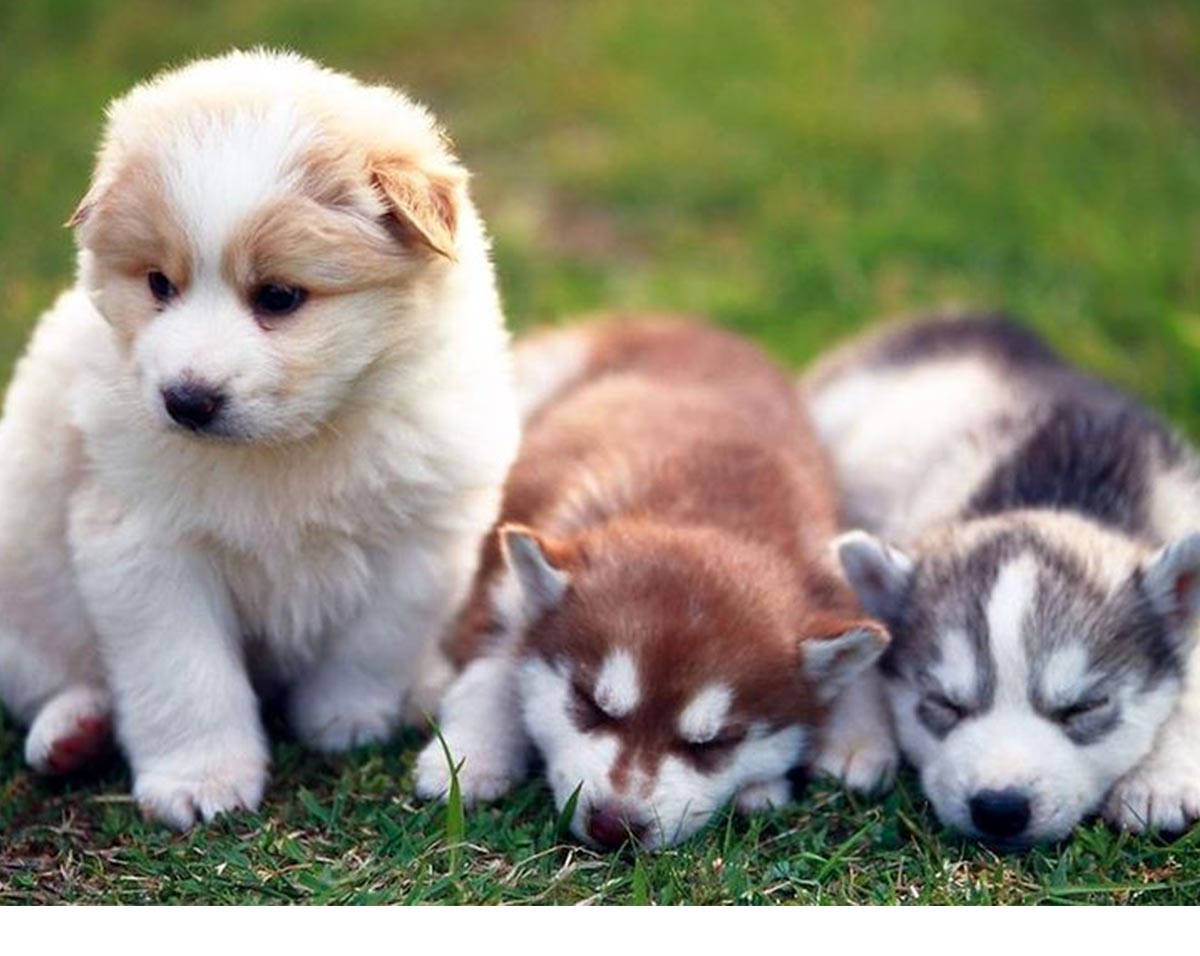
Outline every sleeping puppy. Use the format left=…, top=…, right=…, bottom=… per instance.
left=804, top=314, right=1200, bottom=845
left=415, top=319, right=888, bottom=850
left=0, top=50, right=519, bottom=829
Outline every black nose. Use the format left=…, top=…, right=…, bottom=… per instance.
left=162, top=383, right=225, bottom=431
left=969, top=788, right=1032, bottom=840
left=586, top=805, right=646, bottom=850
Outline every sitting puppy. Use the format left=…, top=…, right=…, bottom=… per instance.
left=804, top=314, right=1200, bottom=846
left=0, top=50, right=519, bottom=828
left=415, top=318, right=888, bottom=850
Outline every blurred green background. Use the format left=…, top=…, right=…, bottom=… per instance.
left=2, top=0, right=1200, bottom=904
left=2, top=0, right=1198, bottom=419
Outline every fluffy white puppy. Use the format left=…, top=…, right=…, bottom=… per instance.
left=0, top=50, right=519, bottom=829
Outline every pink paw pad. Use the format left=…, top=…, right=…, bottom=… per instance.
left=44, top=715, right=113, bottom=775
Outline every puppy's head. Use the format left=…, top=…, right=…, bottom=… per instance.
left=71, top=49, right=481, bottom=443
left=499, top=523, right=887, bottom=851
left=838, top=512, right=1200, bottom=846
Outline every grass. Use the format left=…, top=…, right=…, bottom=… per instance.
left=1, top=0, right=1198, bottom=904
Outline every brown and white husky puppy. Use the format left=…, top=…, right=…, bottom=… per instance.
left=414, top=318, right=888, bottom=850
left=805, top=314, right=1200, bottom=846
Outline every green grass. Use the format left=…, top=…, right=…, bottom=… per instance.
left=1, top=0, right=1198, bottom=904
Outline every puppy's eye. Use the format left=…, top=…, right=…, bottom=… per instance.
left=571, top=684, right=616, bottom=731
left=1053, top=696, right=1110, bottom=726
left=147, top=270, right=177, bottom=303
left=250, top=283, right=308, bottom=319
left=681, top=729, right=746, bottom=756
left=918, top=692, right=969, bottom=735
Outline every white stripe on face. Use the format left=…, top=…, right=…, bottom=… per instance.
left=594, top=650, right=640, bottom=718
left=987, top=554, right=1039, bottom=706
left=677, top=683, right=733, bottom=744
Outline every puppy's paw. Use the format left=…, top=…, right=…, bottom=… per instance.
left=1105, top=761, right=1200, bottom=834
left=813, top=733, right=899, bottom=794
left=25, top=684, right=113, bottom=775
left=735, top=777, right=792, bottom=814
left=134, top=746, right=268, bottom=831
left=289, top=673, right=401, bottom=753
left=413, top=735, right=520, bottom=806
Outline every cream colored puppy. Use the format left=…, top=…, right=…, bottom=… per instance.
left=0, top=50, right=519, bottom=829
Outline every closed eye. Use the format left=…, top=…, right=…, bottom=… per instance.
left=679, top=729, right=746, bottom=756
left=571, top=683, right=616, bottom=731
left=1052, top=696, right=1110, bottom=725
left=917, top=691, right=972, bottom=736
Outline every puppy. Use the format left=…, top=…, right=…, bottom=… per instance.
left=0, top=50, right=519, bottom=828
left=804, top=314, right=1200, bottom=845
left=414, top=319, right=888, bottom=850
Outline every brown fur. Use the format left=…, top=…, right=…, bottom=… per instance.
left=452, top=318, right=879, bottom=753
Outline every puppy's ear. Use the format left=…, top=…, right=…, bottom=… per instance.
left=66, top=181, right=103, bottom=229
left=835, top=530, right=915, bottom=624
left=1142, top=532, right=1200, bottom=634
left=799, top=619, right=890, bottom=704
left=369, top=155, right=466, bottom=259
left=500, top=524, right=571, bottom=619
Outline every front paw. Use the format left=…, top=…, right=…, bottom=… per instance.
left=813, top=733, right=899, bottom=794
left=413, top=734, right=520, bottom=806
left=134, top=745, right=268, bottom=831
left=25, top=684, right=113, bottom=775
left=1106, top=760, right=1200, bottom=834
left=289, top=673, right=401, bottom=753
left=735, top=777, right=792, bottom=813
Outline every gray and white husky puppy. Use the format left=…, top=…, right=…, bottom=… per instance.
left=803, top=314, right=1200, bottom=846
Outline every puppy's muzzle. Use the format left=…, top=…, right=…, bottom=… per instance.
left=162, top=382, right=226, bottom=432
left=969, top=787, right=1032, bottom=841
left=586, top=803, right=647, bottom=850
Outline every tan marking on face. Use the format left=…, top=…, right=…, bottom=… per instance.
left=220, top=195, right=409, bottom=298
left=76, top=155, right=192, bottom=289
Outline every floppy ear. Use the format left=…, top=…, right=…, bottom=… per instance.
left=800, top=620, right=890, bottom=704
left=500, top=524, right=570, bottom=619
left=66, top=180, right=104, bottom=229
left=835, top=530, right=915, bottom=623
left=369, top=155, right=466, bottom=259
left=1142, top=532, right=1200, bottom=630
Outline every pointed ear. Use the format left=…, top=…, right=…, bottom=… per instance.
left=1142, top=532, right=1200, bottom=630
left=369, top=155, right=466, bottom=259
left=500, top=524, right=570, bottom=618
left=800, top=620, right=890, bottom=704
left=835, top=530, right=915, bottom=623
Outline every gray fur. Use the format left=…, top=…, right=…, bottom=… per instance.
left=811, top=313, right=1200, bottom=842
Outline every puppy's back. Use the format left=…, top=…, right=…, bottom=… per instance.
left=450, top=317, right=838, bottom=663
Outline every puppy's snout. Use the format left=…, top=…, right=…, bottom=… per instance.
left=969, top=788, right=1032, bottom=840
left=586, top=804, right=646, bottom=850
left=162, top=382, right=226, bottom=431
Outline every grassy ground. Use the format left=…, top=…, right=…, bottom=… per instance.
left=1, top=0, right=1199, bottom=904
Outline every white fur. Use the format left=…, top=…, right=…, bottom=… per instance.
left=1038, top=645, right=1092, bottom=708
left=0, top=52, right=519, bottom=828
left=985, top=555, right=1037, bottom=706
left=595, top=650, right=642, bottom=719
left=929, top=629, right=979, bottom=704
left=813, top=668, right=898, bottom=792
left=511, top=327, right=591, bottom=422
left=413, top=650, right=530, bottom=805
left=518, top=656, right=807, bottom=850
left=677, top=683, right=732, bottom=744
left=806, top=357, right=1023, bottom=539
